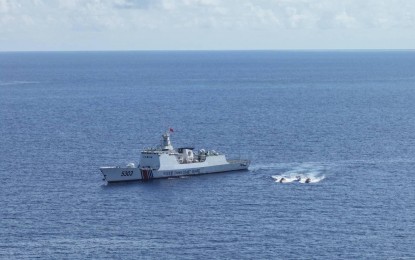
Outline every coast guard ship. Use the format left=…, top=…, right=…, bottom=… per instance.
left=100, top=129, right=250, bottom=183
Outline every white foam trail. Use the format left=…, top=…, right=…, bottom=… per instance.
left=272, top=174, right=325, bottom=184
left=272, top=175, right=299, bottom=183
left=297, top=175, right=325, bottom=183
left=268, top=162, right=328, bottom=184
left=0, top=81, right=39, bottom=86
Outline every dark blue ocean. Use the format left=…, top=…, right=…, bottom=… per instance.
left=1, top=51, right=414, bottom=259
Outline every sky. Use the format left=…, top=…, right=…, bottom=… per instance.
left=0, top=0, right=414, bottom=51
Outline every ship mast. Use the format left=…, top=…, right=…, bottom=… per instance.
left=161, top=130, right=174, bottom=151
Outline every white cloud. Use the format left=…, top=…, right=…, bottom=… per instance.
left=0, top=0, right=22, bottom=13
left=0, top=0, right=414, bottom=50
left=113, top=0, right=159, bottom=9
left=2, top=0, right=415, bottom=31
left=334, top=11, right=357, bottom=28
left=245, top=3, right=280, bottom=27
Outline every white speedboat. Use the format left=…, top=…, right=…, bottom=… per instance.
left=100, top=130, right=250, bottom=183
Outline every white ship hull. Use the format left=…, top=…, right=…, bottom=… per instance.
left=101, top=159, right=249, bottom=183
left=99, top=130, right=250, bottom=183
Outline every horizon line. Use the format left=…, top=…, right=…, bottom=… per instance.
left=1, top=48, right=414, bottom=53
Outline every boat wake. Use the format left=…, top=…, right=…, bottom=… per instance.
left=0, top=80, right=39, bottom=86
left=251, top=162, right=327, bottom=184
left=276, top=162, right=326, bottom=184
left=271, top=174, right=325, bottom=184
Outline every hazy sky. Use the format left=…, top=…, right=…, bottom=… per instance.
left=1, top=0, right=414, bottom=51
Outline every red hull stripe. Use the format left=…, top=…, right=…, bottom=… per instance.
left=140, top=169, right=153, bottom=180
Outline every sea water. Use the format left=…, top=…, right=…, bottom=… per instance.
left=1, top=51, right=414, bottom=259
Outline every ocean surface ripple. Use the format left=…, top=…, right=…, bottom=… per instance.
left=1, top=51, right=415, bottom=259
